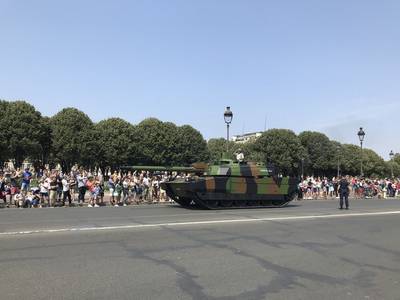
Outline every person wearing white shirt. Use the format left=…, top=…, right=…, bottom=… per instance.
left=236, top=149, right=245, bottom=163
left=40, top=178, right=49, bottom=205
left=62, top=176, right=72, bottom=206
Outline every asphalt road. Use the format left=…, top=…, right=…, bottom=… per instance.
left=1, top=199, right=400, bottom=300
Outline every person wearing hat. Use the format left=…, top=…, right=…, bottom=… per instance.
left=338, top=175, right=350, bottom=209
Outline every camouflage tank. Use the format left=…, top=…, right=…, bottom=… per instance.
left=125, top=159, right=299, bottom=209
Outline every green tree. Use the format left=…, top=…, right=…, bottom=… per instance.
left=0, top=100, right=10, bottom=165
left=393, top=153, right=400, bottom=166
left=330, top=140, right=343, bottom=177
left=340, top=144, right=361, bottom=175
left=38, top=116, right=52, bottom=166
left=135, top=120, right=209, bottom=165
left=391, top=154, right=400, bottom=177
left=339, top=144, right=387, bottom=177
left=299, top=131, right=334, bottom=175
left=387, top=154, right=400, bottom=178
left=252, top=129, right=306, bottom=175
left=50, top=108, right=95, bottom=171
left=362, top=149, right=387, bottom=177
left=207, top=138, right=240, bottom=163
left=239, top=141, right=262, bottom=162
left=0, top=101, right=46, bottom=166
left=94, top=118, right=138, bottom=169
left=135, top=118, right=179, bottom=165
left=175, top=125, right=209, bottom=164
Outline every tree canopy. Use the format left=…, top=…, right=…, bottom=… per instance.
left=298, top=131, right=334, bottom=175
left=175, top=125, right=209, bottom=164
left=50, top=107, right=95, bottom=170
left=94, top=118, right=138, bottom=169
left=0, top=100, right=9, bottom=165
left=0, top=100, right=396, bottom=177
left=390, top=153, right=400, bottom=177
left=251, top=129, right=306, bottom=175
left=207, top=138, right=240, bottom=163
left=0, top=101, right=47, bottom=166
left=135, top=118, right=208, bottom=166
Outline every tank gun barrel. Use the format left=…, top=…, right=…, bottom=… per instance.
left=121, top=166, right=195, bottom=172
left=121, top=163, right=207, bottom=173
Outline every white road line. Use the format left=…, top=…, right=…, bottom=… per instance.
left=1, top=210, right=400, bottom=236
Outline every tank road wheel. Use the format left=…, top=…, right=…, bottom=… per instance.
left=173, top=197, right=192, bottom=208
left=261, top=199, right=272, bottom=207
left=277, top=193, right=297, bottom=207
left=206, top=200, right=219, bottom=209
left=247, top=199, right=261, bottom=207
left=272, top=200, right=283, bottom=207
left=220, top=200, right=233, bottom=208
left=290, top=193, right=298, bottom=202
left=234, top=200, right=247, bottom=207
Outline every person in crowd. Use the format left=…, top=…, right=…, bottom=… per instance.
left=142, top=174, right=150, bottom=202
left=3, top=182, right=12, bottom=207
left=328, top=179, right=335, bottom=198
left=30, top=190, right=41, bottom=208
left=97, top=176, right=105, bottom=205
left=122, top=176, right=130, bottom=206
left=0, top=172, right=6, bottom=207
left=108, top=176, right=116, bottom=206
left=13, top=168, right=22, bottom=183
left=112, top=171, right=119, bottom=184
left=396, top=181, right=400, bottom=197
left=10, top=181, right=18, bottom=206
left=387, top=181, right=395, bottom=197
left=152, top=176, right=160, bottom=202
left=21, top=167, right=32, bottom=195
left=36, top=168, right=44, bottom=179
left=56, top=172, right=63, bottom=204
left=86, top=177, right=99, bottom=207
left=129, top=177, right=136, bottom=204
left=133, top=174, right=141, bottom=204
left=69, top=172, right=77, bottom=202
left=77, top=170, right=87, bottom=206
left=115, top=179, right=123, bottom=206
left=306, top=178, right=313, bottom=200
left=62, top=175, right=72, bottom=206
left=39, top=177, right=49, bottom=206
left=48, top=174, right=58, bottom=207
left=15, top=191, right=25, bottom=208
left=159, top=172, right=168, bottom=202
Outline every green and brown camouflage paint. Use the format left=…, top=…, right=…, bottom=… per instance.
left=126, top=159, right=299, bottom=209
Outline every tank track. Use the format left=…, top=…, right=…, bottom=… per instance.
left=165, top=183, right=298, bottom=210
left=190, top=192, right=298, bottom=210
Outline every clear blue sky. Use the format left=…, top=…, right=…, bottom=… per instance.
left=1, top=0, right=399, bottom=159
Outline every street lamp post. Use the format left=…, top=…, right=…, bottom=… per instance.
left=390, top=150, right=394, bottom=178
left=224, top=106, right=233, bottom=153
left=357, top=127, right=365, bottom=177
left=336, top=145, right=341, bottom=178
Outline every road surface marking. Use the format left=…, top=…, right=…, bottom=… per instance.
left=1, top=210, right=400, bottom=236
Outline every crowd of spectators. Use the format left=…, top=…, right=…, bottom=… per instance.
left=1, top=165, right=400, bottom=209
left=0, top=166, right=174, bottom=208
left=299, top=176, right=400, bottom=200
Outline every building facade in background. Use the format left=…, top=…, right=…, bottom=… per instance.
left=231, top=132, right=263, bottom=144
